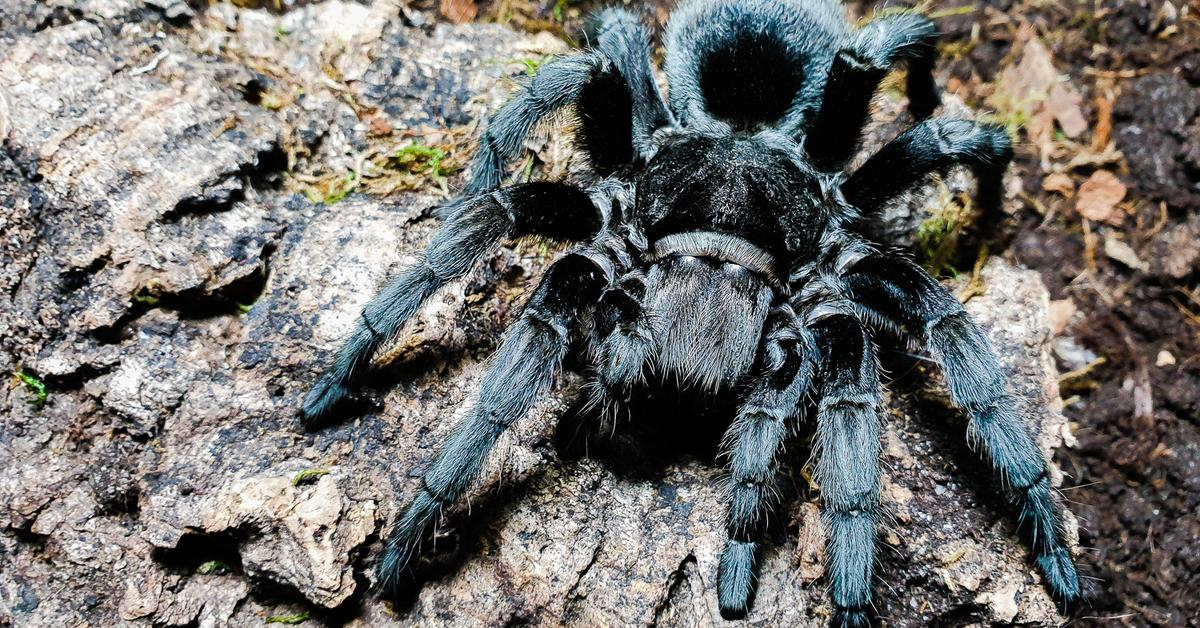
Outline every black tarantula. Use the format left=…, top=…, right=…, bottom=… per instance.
left=300, top=0, right=1082, bottom=624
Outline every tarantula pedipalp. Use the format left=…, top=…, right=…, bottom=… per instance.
left=299, top=0, right=1082, bottom=625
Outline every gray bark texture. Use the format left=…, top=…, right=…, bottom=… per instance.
left=0, top=1, right=1074, bottom=626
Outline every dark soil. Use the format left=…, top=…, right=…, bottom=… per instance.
left=934, top=3, right=1200, bottom=626
left=460, top=0, right=1200, bottom=625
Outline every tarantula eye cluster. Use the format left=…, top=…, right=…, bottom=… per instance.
left=299, top=1, right=1081, bottom=625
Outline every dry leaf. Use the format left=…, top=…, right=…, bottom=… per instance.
left=993, top=30, right=1057, bottom=152
left=1104, top=237, right=1147, bottom=271
left=995, top=30, right=1057, bottom=106
left=439, top=0, right=477, bottom=24
left=793, top=501, right=826, bottom=583
left=1047, top=299, right=1076, bottom=335
left=991, top=29, right=1088, bottom=152
left=1075, top=170, right=1127, bottom=225
left=1042, top=172, right=1075, bottom=196
left=1048, top=83, right=1088, bottom=138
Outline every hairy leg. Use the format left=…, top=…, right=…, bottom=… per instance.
left=842, top=252, right=1082, bottom=609
left=810, top=312, right=884, bottom=628
left=463, top=52, right=615, bottom=196
left=803, top=49, right=888, bottom=171
left=376, top=247, right=617, bottom=592
left=843, top=118, right=1012, bottom=219
left=717, top=309, right=815, bottom=619
left=300, top=182, right=603, bottom=424
left=585, top=8, right=673, bottom=163
left=854, top=12, right=940, bottom=119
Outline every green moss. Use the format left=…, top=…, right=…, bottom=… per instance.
left=978, top=106, right=1028, bottom=139
left=927, top=5, right=975, bottom=19
left=552, top=0, right=572, bottom=22
left=915, top=189, right=975, bottom=277
left=260, top=87, right=303, bottom=111
left=291, top=469, right=330, bottom=487
left=266, top=612, right=311, bottom=625
left=520, top=154, right=536, bottom=183
left=197, top=560, right=233, bottom=575
left=303, top=171, right=358, bottom=205
left=390, top=143, right=448, bottom=184
left=15, top=371, right=47, bottom=409
left=132, top=287, right=161, bottom=306
left=520, top=57, right=542, bottom=77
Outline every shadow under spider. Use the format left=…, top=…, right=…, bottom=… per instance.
left=379, top=379, right=818, bottom=614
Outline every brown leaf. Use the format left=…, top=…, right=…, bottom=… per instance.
left=1042, top=172, right=1075, bottom=196
left=995, top=30, right=1057, bottom=106
left=439, top=0, right=477, bottom=24
left=991, top=29, right=1088, bottom=149
left=1048, top=82, right=1088, bottom=138
left=1075, top=170, right=1127, bottom=225
left=1047, top=299, right=1076, bottom=335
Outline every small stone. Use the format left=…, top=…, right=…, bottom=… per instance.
left=975, top=580, right=1022, bottom=624
left=1054, top=337, right=1099, bottom=371
left=1157, top=350, right=1177, bottom=367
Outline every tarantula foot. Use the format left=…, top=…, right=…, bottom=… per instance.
left=719, top=601, right=749, bottom=621
left=717, top=540, right=757, bottom=620
left=832, top=605, right=873, bottom=628
left=375, top=532, right=422, bottom=598
left=299, top=373, right=352, bottom=429
left=375, top=552, right=411, bottom=598
left=1037, top=548, right=1083, bottom=612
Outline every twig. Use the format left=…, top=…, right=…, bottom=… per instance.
left=1082, top=67, right=1152, bottom=79
left=130, top=50, right=170, bottom=76
left=1081, top=218, right=1099, bottom=274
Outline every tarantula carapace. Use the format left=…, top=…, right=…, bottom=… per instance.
left=299, top=0, right=1082, bottom=624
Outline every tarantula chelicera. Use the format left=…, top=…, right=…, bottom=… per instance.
left=300, top=0, right=1082, bottom=624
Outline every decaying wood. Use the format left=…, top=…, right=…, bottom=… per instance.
left=1, top=2, right=1072, bottom=626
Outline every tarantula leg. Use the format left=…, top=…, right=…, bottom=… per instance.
left=803, top=49, right=888, bottom=170
left=585, top=8, right=674, bottom=161
left=299, top=182, right=603, bottom=425
left=842, top=253, right=1083, bottom=609
left=854, top=12, right=940, bottom=119
left=810, top=312, right=883, bottom=628
left=717, top=312, right=815, bottom=620
left=376, top=247, right=615, bottom=594
left=843, top=118, right=1012, bottom=218
left=462, top=51, right=616, bottom=196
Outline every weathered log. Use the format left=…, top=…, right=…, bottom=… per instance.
left=0, top=2, right=1072, bottom=626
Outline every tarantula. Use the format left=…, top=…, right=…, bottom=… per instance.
left=300, top=0, right=1082, bottom=624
